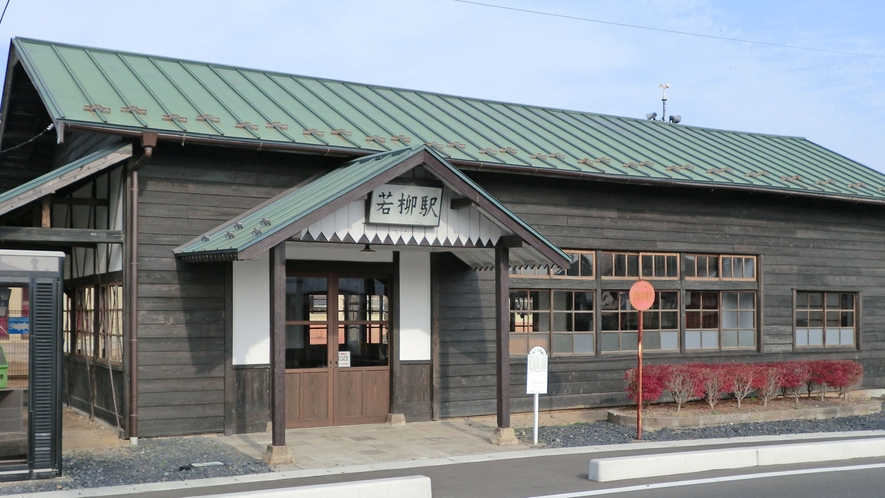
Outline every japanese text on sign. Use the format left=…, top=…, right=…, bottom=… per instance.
left=526, top=346, right=548, bottom=394
left=367, top=184, right=442, bottom=227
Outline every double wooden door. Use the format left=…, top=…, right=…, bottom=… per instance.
left=284, top=273, right=390, bottom=428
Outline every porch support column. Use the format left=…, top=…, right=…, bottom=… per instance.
left=491, top=244, right=518, bottom=445
left=264, top=242, right=293, bottom=465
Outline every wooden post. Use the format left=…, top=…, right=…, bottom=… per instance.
left=264, top=243, right=293, bottom=464
left=495, top=246, right=510, bottom=430
left=269, top=244, right=286, bottom=446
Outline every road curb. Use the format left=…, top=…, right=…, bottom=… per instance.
left=589, top=436, right=885, bottom=481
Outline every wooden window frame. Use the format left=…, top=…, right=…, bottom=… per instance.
left=600, top=251, right=679, bottom=280
left=685, top=290, right=757, bottom=351
left=509, top=288, right=595, bottom=356
left=685, top=254, right=756, bottom=281
left=794, top=290, right=857, bottom=349
left=599, top=290, right=680, bottom=354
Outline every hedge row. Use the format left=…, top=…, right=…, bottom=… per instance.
left=624, top=360, right=864, bottom=412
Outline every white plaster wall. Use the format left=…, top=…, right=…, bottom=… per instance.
left=232, top=252, right=270, bottom=365
left=285, top=242, right=394, bottom=262
left=399, top=251, right=431, bottom=361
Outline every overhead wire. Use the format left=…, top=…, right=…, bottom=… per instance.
left=0, top=122, right=54, bottom=153
left=453, top=0, right=885, bottom=60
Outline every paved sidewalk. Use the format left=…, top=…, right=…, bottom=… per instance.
left=221, top=409, right=610, bottom=471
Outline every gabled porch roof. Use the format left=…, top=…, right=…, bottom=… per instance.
left=174, top=145, right=569, bottom=269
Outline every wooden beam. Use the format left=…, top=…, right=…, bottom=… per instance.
left=497, top=235, right=523, bottom=248
left=269, top=243, right=286, bottom=447
left=495, top=246, right=510, bottom=429
left=449, top=197, right=477, bottom=210
left=0, top=227, right=123, bottom=245
left=41, top=198, right=50, bottom=228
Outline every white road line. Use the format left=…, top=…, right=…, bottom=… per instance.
left=529, top=462, right=885, bottom=498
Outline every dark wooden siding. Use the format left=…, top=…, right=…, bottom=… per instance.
left=135, top=145, right=333, bottom=437
left=438, top=174, right=885, bottom=418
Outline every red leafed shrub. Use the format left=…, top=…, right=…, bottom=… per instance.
left=662, top=364, right=702, bottom=412
left=624, top=365, right=666, bottom=407
left=816, top=360, right=864, bottom=399
left=778, top=361, right=811, bottom=404
left=725, top=363, right=757, bottom=409
left=807, top=360, right=832, bottom=400
left=755, top=364, right=784, bottom=407
left=698, top=364, right=730, bottom=410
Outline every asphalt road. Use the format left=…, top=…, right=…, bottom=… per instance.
left=130, top=447, right=885, bottom=498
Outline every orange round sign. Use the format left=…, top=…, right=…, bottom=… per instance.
left=629, top=280, right=655, bottom=311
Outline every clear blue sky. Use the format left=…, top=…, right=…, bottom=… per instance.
left=1, top=0, right=883, bottom=172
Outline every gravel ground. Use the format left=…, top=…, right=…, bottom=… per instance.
left=0, top=437, right=271, bottom=496
left=515, top=400, right=885, bottom=447
left=0, top=401, right=883, bottom=495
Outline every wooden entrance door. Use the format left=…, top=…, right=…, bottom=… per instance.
left=284, top=274, right=390, bottom=428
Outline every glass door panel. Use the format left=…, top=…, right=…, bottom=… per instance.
left=285, top=277, right=328, bottom=369
left=337, top=278, right=389, bottom=368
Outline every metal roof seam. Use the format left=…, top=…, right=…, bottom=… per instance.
left=441, top=96, right=535, bottom=167
left=116, top=54, right=184, bottom=131
left=180, top=63, right=260, bottom=139
left=208, top=66, right=296, bottom=143
left=84, top=50, right=149, bottom=128
left=147, top=58, right=212, bottom=133
left=50, top=46, right=106, bottom=123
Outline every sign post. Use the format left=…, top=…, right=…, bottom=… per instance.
left=526, top=346, right=548, bottom=446
left=628, top=280, right=655, bottom=440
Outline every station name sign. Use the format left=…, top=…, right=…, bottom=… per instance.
left=367, top=184, right=442, bottom=227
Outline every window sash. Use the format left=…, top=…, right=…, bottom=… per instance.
left=685, top=291, right=756, bottom=350
left=795, top=291, right=856, bottom=348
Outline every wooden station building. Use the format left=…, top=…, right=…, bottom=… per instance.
left=1, top=38, right=884, bottom=446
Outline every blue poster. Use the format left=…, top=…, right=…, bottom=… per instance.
left=7, top=317, right=28, bottom=334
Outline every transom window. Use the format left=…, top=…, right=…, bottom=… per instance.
left=510, top=290, right=594, bottom=355
left=600, top=290, right=679, bottom=353
left=685, top=254, right=756, bottom=280
left=685, top=291, right=756, bottom=350
left=795, top=291, right=856, bottom=348
left=600, top=252, right=678, bottom=279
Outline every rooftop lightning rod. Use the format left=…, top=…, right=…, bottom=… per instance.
left=646, top=84, right=681, bottom=124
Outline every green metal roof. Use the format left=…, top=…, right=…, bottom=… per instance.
left=174, top=145, right=570, bottom=267
left=0, top=142, right=131, bottom=215
left=8, top=37, right=885, bottom=203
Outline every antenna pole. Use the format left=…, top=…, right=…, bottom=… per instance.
left=659, top=84, right=670, bottom=122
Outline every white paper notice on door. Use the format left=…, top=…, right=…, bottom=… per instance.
left=338, top=351, right=351, bottom=368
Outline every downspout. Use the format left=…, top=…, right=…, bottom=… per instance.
left=128, top=132, right=156, bottom=446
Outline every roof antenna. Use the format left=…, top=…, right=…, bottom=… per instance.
left=646, top=84, right=681, bottom=124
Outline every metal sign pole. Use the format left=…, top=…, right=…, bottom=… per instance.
left=637, top=310, right=643, bottom=440
left=533, top=393, right=539, bottom=445
left=628, top=279, right=654, bottom=442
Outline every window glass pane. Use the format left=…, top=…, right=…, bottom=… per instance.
left=795, top=312, right=808, bottom=328
left=643, top=311, right=659, bottom=329
left=733, top=257, right=743, bottom=278
left=722, top=330, right=738, bottom=348
left=574, top=333, right=594, bottom=353
left=553, top=291, right=571, bottom=311
left=739, top=311, right=754, bottom=328
left=574, top=313, right=593, bottom=331
left=796, top=292, right=808, bottom=308
left=667, top=255, right=678, bottom=277
left=739, top=292, right=755, bottom=309
left=701, top=330, right=719, bottom=349
left=697, top=256, right=707, bottom=277
left=686, top=291, right=701, bottom=310
left=826, top=311, right=840, bottom=327
left=809, top=292, right=823, bottom=307
left=842, top=311, right=854, bottom=327
left=842, top=293, right=855, bottom=309
left=552, top=333, right=572, bottom=353
left=601, top=313, right=619, bottom=331
left=660, top=331, right=679, bottom=350
left=601, top=333, right=619, bottom=351
left=660, top=291, right=679, bottom=309
left=685, top=330, right=701, bottom=349
left=660, top=311, right=678, bottom=329
left=614, top=254, right=626, bottom=276
left=738, top=329, right=755, bottom=347
left=708, top=257, right=719, bottom=277
left=702, top=291, right=718, bottom=309
left=685, top=255, right=696, bottom=277
left=654, top=255, right=665, bottom=276
left=641, top=255, right=653, bottom=277
left=601, top=291, right=619, bottom=310
left=722, top=310, right=738, bottom=328
left=826, top=292, right=839, bottom=308
left=286, top=277, right=328, bottom=321
left=553, top=312, right=569, bottom=331
left=627, top=254, right=639, bottom=276
left=808, top=328, right=824, bottom=346
left=534, top=291, right=550, bottom=311
left=701, top=311, right=718, bottom=328
left=622, top=311, right=638, bottom=330
left=744, top=258, right=755, bottom=278
left=528, top=335, right=549, bottom=352
left=809, top=311, right=823, bottom=327
left=840, top=329, right=855, bottom=346
left=622, top=332, right=638, bottom=351
left=533, top=313, right=550, bottom=332
left=722, top=292, right=738, bottom=309
left=722, top=257, right=732, bottom=278
left=575, top=292, right=593, bottom=310
left=581, top=254, right=593, bottom=276
left=686, top=311, right=700, bottom=329
left=643, top=331, right=661, bottom=350
left=796, top=329, right=808, bottom=346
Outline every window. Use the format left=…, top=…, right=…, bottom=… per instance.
left=98, top=283, right=123, bottom=363
left=795, top=292, right=856, bottom=348
left=685, top=291, right=756, bottom=350
left=600, top=290, right=679, bottom=352
left=685, top=254, right=756, bottom=280
left=600, top=252, right=678, bottom=279
left=510, top=289, right=594, bottom=355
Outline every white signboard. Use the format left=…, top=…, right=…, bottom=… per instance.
left=526, top=346, right=548, bottom=394
left=367, top=184, right=442, bottom=227
left=338, top=351, right=351, bottom=368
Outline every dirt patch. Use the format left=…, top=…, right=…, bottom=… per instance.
left=62, top=408, right=128, bottom=455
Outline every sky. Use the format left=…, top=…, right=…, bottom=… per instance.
left=0, top=0, right=883, bottom=171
